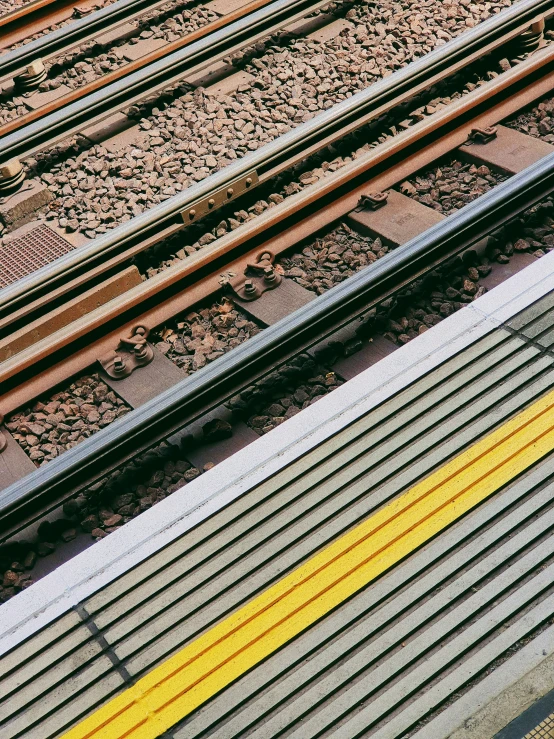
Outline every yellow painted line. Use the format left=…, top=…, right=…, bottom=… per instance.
left=64, top=387, right=554, bottom=739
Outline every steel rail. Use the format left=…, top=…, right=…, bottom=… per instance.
left=0, top=48, right=551, bottom=412
left=0, top=0, right=180, bottom=79
left=0, top=0, right=331, bottom=164
left=1, top=149, right=554, bottom=539
left=0, top=0, right=56, bottom=28
left=0, top=0, right=277, bottom=139
left=0, top=0, right=551, bottom=319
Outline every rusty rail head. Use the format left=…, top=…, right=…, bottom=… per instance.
left=0, top=0, right=57, bottom=29
left=0, top=0, right=334, bottom=167
left=1, top=0, right=553, bottom=322
left=1, top=43, right=554, bottom=403
left=0, top=0, right=103, bottom=50
left=0, top=0, right=171, bottom=75
left=2, top=148, right=554, bottom=539
left=0, top=0, right=274, bottom=139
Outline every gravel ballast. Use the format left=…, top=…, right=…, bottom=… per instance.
left=237, top=358, right=344, bottom=435
left=0, top=0, right=219, bottom=127
left=0, top=0, right=517, bottom=242
left=395, top=159, right=509, bottom=216
left=3, top=192, right=552, bottom=602
left=504, top=93, right=554, bottom=144
left=0, top=438, right=203, bottom=602
left=152, top=297, right=263, bottom=374
left=278, top=223, right=386, bottom=295
left=6, top=373, right=131, bottom=466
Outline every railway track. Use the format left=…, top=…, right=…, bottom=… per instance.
left=0, top=0, right=335, bottom=156
left=0, top=2, right=552, bottom=523
left=0, top=5, right=552, bottom=355
left=2, top=4, right=554, bottom=736
left=0, top=50, right=553, bottom=528
left=0, top=0, right=93, bottom=37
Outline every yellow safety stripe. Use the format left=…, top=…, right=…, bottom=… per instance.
left=63, top=387, right=554, bottom=739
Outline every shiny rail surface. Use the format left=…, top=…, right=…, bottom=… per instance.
left=0, top=0, right=172, bottom=78
left=0, top=0, right=56, bottom=28
left=1, top=0, right=552, bottom=318
left=1, top=149, right=553, bottom=540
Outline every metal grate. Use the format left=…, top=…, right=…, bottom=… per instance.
left=525, top=714, right=554, bottom=738
left=0, top=224, right=75, bottom=287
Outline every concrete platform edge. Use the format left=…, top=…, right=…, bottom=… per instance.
left=412, top=624, right=554, bottom=739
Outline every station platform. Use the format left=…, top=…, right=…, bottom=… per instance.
left=4, top=251, right=554, bottom=738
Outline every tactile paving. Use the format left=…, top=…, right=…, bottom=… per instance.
left=0, top=224, right=75, bottom=287
left=525, top=714, right=554, bottom=738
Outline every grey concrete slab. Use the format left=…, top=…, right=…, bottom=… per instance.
left=13, top=668, right=125, bottom=739
left=505, top=286, right=554, bottom=331
left=102, top=346, right=549, bottom=675
left=0, top=639, right=105, bottom=722
left=84, top=331, right=519, bottom=623
left=286, top=556, right=554, bottom=739
left=366, top=590, right=554, bottom=739
left=425, top=625, right=554, bottom=739
left=0, top=611, right=83, bottom=676
left=1, top=653, right=122, bottom=738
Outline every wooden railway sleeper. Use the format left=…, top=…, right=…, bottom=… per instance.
left=98, top=325, right=154, bottom=379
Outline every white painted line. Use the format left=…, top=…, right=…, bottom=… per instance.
left=471, top=249, right=554, bottom=324
left=1, top=251, right=554, bottom=653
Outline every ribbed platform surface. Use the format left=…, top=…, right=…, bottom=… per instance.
left=4, top=272, right=554, bottom=738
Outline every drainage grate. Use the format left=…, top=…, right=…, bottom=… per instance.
left=0, top=224, right=76, bottom=287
